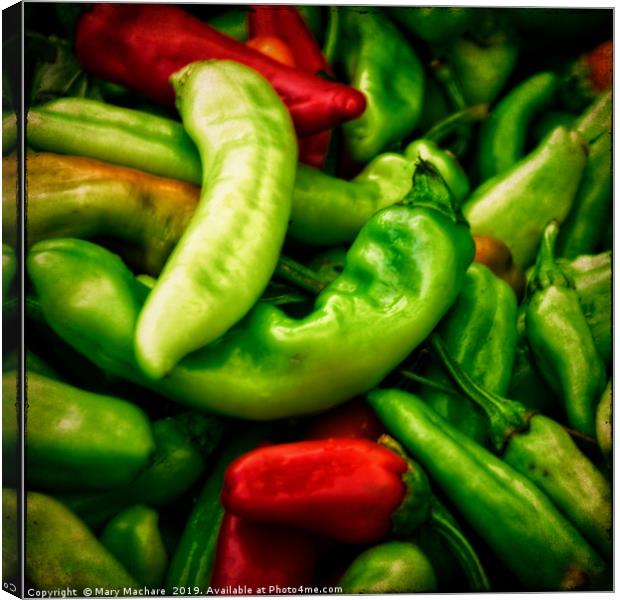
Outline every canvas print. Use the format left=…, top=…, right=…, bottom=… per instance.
left=1, top=3, right=613, bottom=596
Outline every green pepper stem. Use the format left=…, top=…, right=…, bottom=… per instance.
left=423, top=103, right=489, bottom=146
left=322, top=7, right=341, bottom=66
left=428, top=333, right=531, bottom=453
left=274, top=256, right=328, bottom=295
left=527, top=220, right=572, bottom=296
left=429, top=497, right=491, bottom=593
left=399, top=369, right=462, bottom=397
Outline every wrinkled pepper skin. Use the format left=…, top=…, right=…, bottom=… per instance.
left=27, top=98, right=202, bottom=184
left=476, top=71, right=558, bottom=181
left=339, top=541, right=437, bottom=593
left=525, top=222, right=606, bottom=438
left=9, top=152, right=198, bottom=275
left=166, top=425, right=270, bottom=593
left=419, top=263, right=518, bottom=445
left=75, top=4, right=366, bottom=137
left=557, top=92, right=612, bottom=259
left=462, top=126, right=587, bottom=268
left=3, top=371, right=155, bottom=493
left=5, top=489, right=138, bottom=590
left=134, top=60, right=297, bottom=379
left=58, top=412, right=224, bottom=530
left=336, top=6, right=426, bottom=162
left=100, top=505, right=168, bottom=588
left=388, top=7, right=473, bottom=44
left=367, top=389, right=609, bottom=591
left=27, top=170, right=473, bottom=420
left=221, top=439, right=429, bottom=544
left=210, top=513, right=318, bottom=592
left=289, top=153, right=414, bottom=245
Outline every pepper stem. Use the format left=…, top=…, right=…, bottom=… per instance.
left=526, top=220, right=573, bottom=297
left=428, top=333, right=532, bottom=454
left=274, top=256, right=328, bottom=295
left=423, top=103, right=489, bottom=146
left=429, top=497, right=491, bottom=593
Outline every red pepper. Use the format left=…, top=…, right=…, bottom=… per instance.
left=75, top=4, right=366, bottom=137
left=210, top=513, right=318, bottom=593
left=585, top=40, right=612, bottom=91
left=304, top=399, right=386, bottom=441
left=221, top=439, right=430, bottom=544
left=248, top=5, right=334, bottom=168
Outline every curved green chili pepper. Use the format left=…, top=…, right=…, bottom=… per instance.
left=430, top=333, right=612, bottom=559
left=462, top=126, right=587, bottom=268
left=339, top=541, right=437, bottom=593
left=58, top=411, right=225, bottom=530
left=412, top=262, right=518, bottom=445
left=135, top=60, right=297, bottom=379
left=10, top=489, right=139, bottom=590
left=27, top=163, right=473, bottom=420
left=3, top=371, right=155, bottom=492
left=525, top=221, right=606, bottom=438
left=100, top=505, right=168, bottom=588
left=367, top=388, right=609, bottom=591
left=27, top=97, right=202, bottom=183
left=388, top=7, right=473, bottom=44
left=556, top=92, right=612, bottom=259
left=476, top=71, right=558, bottom=181
left=335, top=6, right=426, bottom=162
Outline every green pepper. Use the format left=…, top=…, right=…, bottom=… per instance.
left=134, top=60, right=297, bottom=379
left=388, top=7, right=474, bottom=44
left=595, top=380, right=612, bottom=465
left=431, top=333, right=612, bottom=559
left=3, top=489, right=138, bottom=590
left=462, top=126, right=587, bottom=268
left=58, top=411, right=225, bottom=530
left=411, top=262, right=518, bottom=445
left=367, top=389, right=609, bottom=591
left=476, top=71, right=558, bottom=181
left=525, top=221, right=606, bottom=438
left=208, top=8, right=249, bottom=41
left=556, top=91, right=612, bottom=259
left=3, top=370, right=155, bottom=492
left=333, top=6, right=426, bottom=162
left=166, top=424, right=270, bottom=592
left=445, top=10, right=519, bottom=107
left=27, top=162, right=473, bottom=421
left=100, top=505, right=168, bottom=588
left=339, top=541, right=438, bottom=593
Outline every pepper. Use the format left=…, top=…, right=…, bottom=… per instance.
left=221, top=438, right=430, bottom=544
left=75, top=4, right=366, bottom=137
left=3, top=370, right=155, bottom=492
left=247, top=5, right=333, bottom=168
left=430, top=333, right=612, bottom=559
left=27, top=161, right=473, bottom=420
left=472, top=235, right=525, bottom=298
left=210, top=513, right=318, bottom=593
left=4, top=489, right=138, bottom=590
left=304, top=398, right=386, bottom=441
left=134, top=60, right=297, bottom=379
left=476, top=71, right=558, bottom=182
left=387, top=7, right=474, bottom=44
left=411, top=262, right=518, bottom=445
left=462, top=126, right=587, bottom=268
left=165, top=425, right=270, bottom=593
left=595, top=381, right=612, bottom=465
left=57, top=411, right=225, bottom=530
left=525, top=221, right=606, bottom=438
left=208, top=8, right=249, bottom=42
left=367, top=388, right=608, bottom=591
left=100, top=505, right=168, bottom=588
left=556, top=91, right=612, bottom=259
left=332, top=6, right=426, bottom=163
left=338, top=541, right=438, bottom=593
left=532, top=110, right=576, bottom=143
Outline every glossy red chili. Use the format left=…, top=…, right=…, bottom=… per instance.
left=75, top=4, right=366, bottom=137
left=221, top=439, right=414, bottom=544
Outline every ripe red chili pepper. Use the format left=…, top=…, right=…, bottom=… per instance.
left=585, top=40, right=612, bottom=91
left=221, top=439, right=429, bottom=544
left=248, top=5, right=334, bottom=167
left=304, top=399, right=386, bottom=441
left=75, top=4, right=366, bottom=137
left=210, top=513, right=318, bottom=593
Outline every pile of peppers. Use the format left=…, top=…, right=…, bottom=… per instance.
left=2, top=4, right=613, bottom=595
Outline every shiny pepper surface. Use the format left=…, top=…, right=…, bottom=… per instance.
left=27, top=163, right=473, bottom=420
left=134, top=60, right=297, bottom=379
left=221, top=439, right=427, bottom=544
